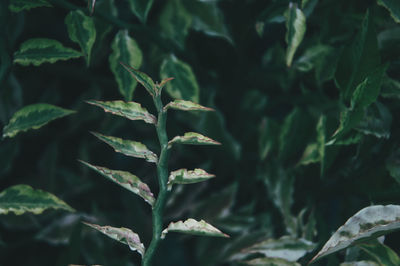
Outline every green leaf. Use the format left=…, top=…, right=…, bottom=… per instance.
left=0, top=184, right=74, bottom=215
left=355, top=102, right=392, bottom=139
left=87, top=100, right=156, bottom=124
left=13, top=38, right=82, bottom=66
left=377, top=0, right=400, bottom=23
left=241, top=257, right=301, bottom=266
left=9, top=0, right=51, bottom=12
left=65, top=10, right=96, bottom=66
left=80, top=161, right=155, bottom=206
left=164, top=100, right=214, bottom=112
left=127, top=0, right=154, bottom=23
left=311, top=205, right=400, bottom=263
left=92, top=132, right=158, bottom=163
left=259, top=118, right=279, bottom=161
left=358, top=240, right=400, bottom=266
left=284, top=3, right=306, bottom=67
left=160, top=54, right=200, bottom=103
left=3, top=103, right=75, bottom=138
left=161, top=218, right=230, bottom=239
left=83, top=222, right=145, bottom=256
left=168, top=132, right=221, bottom=147
left=386, top=149, right=400, bottom=185
left=381, top=76, right=400, bottom=99
left=317, top=115, right=327, bottom=176
left=88, top=0, right=96, bottom=15
left=167, top=168, right=215, bottom=191
left=119, top=61, right=155, bottom=97
left=340, top=261, right=379, bottom=266
left=298, top=143, right=320, bottom=166
left=110, top=31, right=143, bottom=101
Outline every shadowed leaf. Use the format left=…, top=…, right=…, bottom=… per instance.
left=161, top=218, right=230, bottom=239
left=241, top=257, right=301, bottom=266
left=9, top=0, right=51, bottom=12
left=128, top=0, right=154, bottom=23
left=377, top=0, right=400, bottom=23
left=358, top=240, right=400, bottom=266
left=167, top=168, right=215, bottom=191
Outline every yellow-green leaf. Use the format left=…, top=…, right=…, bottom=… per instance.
left=120, top=61, right=155, bottom=97
left=0, top=184, right=74, bottom=215
left=164, top=100, right=214, bottom=112
left=284, top=3, right=306, bottom=67
left=168, top=132, right=221, bottom=147
left=167, top=168, right=215, bottom=191
left=161, top=218, right=229, bottom=239
left=9, top=0, right=51, bottom=12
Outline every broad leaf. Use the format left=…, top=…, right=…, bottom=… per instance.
left=13, top=38, right=82, bottom=66
left=3, top=103, right=75, bottom=138
left=340, top=261, right=379, bottom=266
left=80, top=161, right=155, bottom=206
left=168, top=132, right=221, bottom=146
left=9, top=0, right=51, bottom=12
left=83, top=222, right=145, bottom=256
left=242, top=257, right=301, bottom=266
left=128, top=0, right=154, bottom=23
left=92, top=132, right=158, bottom=163
left=358, top=240, right=400, bottom=266
left=164, top=100, right=214, bottom=112
left=65, top=10, right=96, bottom=66
left=160, top=55, right=200, bottom=103
left=167, top=168, right=215, bottom=191
left=377, top=0, right=400, bottom=23
left=161, top=218, right=229, bottom=239
left=87, top=100, right=156, bottom=124
left=110, top=31, right=143, bottom=101
left=120, top=61, right=155, bottom=97
left=0, top=184, right=74, bottom=215
left=311, top=205, right=400, bottom=263
left=284, top=3, right=306, bottom=67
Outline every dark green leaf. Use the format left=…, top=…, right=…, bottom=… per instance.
left=9, top=0, right=51, bottom=12
left=128, top=0, right=154, bottom=23
left=241, top=257, right=301, bottom=266
left=377, top=0, right=400, bottom=23
left=120, top=61, right=155, bottom=97
left=340, top=261, right=379, bottom=266
left=161, top=218, right=230, bottom=239
left=355, top=102, right=392, bottom=139
left=386, top=149, right=400, bottom=185
left=284, top=3, right=306, bottom=67
left=358, top=240, right=400, bottom=266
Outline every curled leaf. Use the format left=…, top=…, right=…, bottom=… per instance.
left=161, top=218, right=229, bottom=239
left=164, top=100, right=214, bottom=112
left=167, top=168, right=215, bottom=190
left=168, top=132, right=221, bottom=147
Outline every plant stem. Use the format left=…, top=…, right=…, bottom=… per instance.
left=142, top=93, right=170, bottom=266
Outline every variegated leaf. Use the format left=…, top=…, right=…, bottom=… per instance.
left=164, top=100, right=214, bottom=112
left=161, top=218, right=229, bottom=239
left=168, top=132, right=221, bottom=147
left=167, top=168, right=215, bottom=190
left=120, top=61, right=156, bottom=97
left=284, top=3, right=306, bottom=67
left=242, top=257, right=301, bottom=266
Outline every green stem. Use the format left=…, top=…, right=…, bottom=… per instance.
left=142, top=93, right=170, bottom=266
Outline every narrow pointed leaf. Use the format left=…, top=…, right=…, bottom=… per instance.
left=0, top=184, right=74, bottom=215
left=92, top=132, right=157, bottom=163
left=169, top=132, right=221, bottom=146
left=120, top=61, right=155, bottom=97
left=167, top=168, right=215, bottom=191
left=65, top=10, right=96, bottom=66
left=311, top=205, right=400, bottom=263
left=9, top=0, right=51, bottom=12
left=80, top=161, right=155, bottom=206
left=284, top=3, right=306, bottom=67
left=358, top=240, right=400, bottom=266
left=165, top=100, right=214, bottom=112
left=88, top=0, right=96, bottom=15
left=377, top=0, right=400, bottom=23
left=242, top=257, right=301, bottom=266
left=161, top=218, right=229, bottom=239
left=128, top=0, right=154, bottom=23
left=83, top=222, right=145, bottom=256
left=3, top=103, right=75, bottom=138
left=87, top=100, right=156, bottom=124
left=110, top=31, right=143, bottom=101
left=13, top=38, right=82, bottom=66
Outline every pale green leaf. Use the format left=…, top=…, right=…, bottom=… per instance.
left=0, top=184, right=74, bottom=215
left=340, top=261, right=379, bottom=266
left=168, top=132, right=221, bottom=147
left=167, top=168, right=215, bottom=191
left=120, top=61, right=155, bottom=97
left=311, top=205, right=400, bottom=263
left=160, top=54, right=200, bottom=103
left=3, top=103, right=75, bottom=138
left=110, top=31, right=143, bottom=101
left=161, top=218, right=229, bottom=239
left=87, top=100, right=156, bottom=124
left=83, top=222, right=145, bottom=256
left=92, top=132, right=158, bottom=163
left=241, top=257, right=301, bottom=266
left=377, top=0, right=400, bottom=23
left=80, top=161, right=155, bottom=206
left=164, top=100, right=214, bottom=112
left=9, top=0, right=51, bottom=12
left=284, top=3, right=306, bottom=67
left=128, top=0, right=154, bottom=23
left=358, top=240, right=400, bottom=266
left=13, top=38, right=82, bottom=66
left=65, top=10, right=96, bottom=66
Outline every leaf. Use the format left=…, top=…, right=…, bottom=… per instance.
left=80, top=161, right=155, bottom=206
left=119, top=61, right=155, bottom=97
left=87, top=100, right=156, bottom=124
left=13, top=38, right=82, bottom=66
left=259, top=118, right=279, bottom=161
left=110, top=31, right=143, bottom=101
left=168, top=132, right=221, bottom=146
left=358, top=240, right=400, bottom=266
left=311, top=205, right=400, bottom=263
left=65, top=10, right=96, bottom=66
left=0, top=184, right=74, bottom=215
left=92, top=132, right=158, bottom=163
left=161, top=218, right=230, bottom=239
left=83, top=222, right=145, bottom=256
left=241, top=257, right=301, bottom=266
left=160, top=54, right=200, bottom=103
left=9, top=0, right=51, bottom=12
left=127, top=0, right=154, bottom=23
left=3, top=103, right=75, bottom=138
left=298, top=143, right=320, bottom=166
left=164, top=100, right=214, bottom=112
left=386, top=149, right=400, bottom=185
left=88, top=0, right=96, bottom=15
left=340, top=261, right=379, bottom=266
left=355, top=102, right=392, bottom=139
left=329, top=108, right=365, bottom=143
left=167, top=168, right=215, bottom=191
left=377, top=0, right=400, bottom=23
left=284, top=3, right=306, bottom=67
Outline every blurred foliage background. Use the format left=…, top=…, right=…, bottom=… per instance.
left=1, top=0, right=400, bottom=265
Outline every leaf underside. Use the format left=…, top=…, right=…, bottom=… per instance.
left=169, top=132, right=221, bottom=146
left=161, top=218, right=230, bottom=239
left=167, top=168, right=215, bottom=190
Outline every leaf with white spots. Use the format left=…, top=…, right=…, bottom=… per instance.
left=168, top=132, right=221, bottom=147
left=167, top=168, right=215, bottom=191
left=161, top=218, right=229, bottom=239
left=164, top=100, right=214, bottom=112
